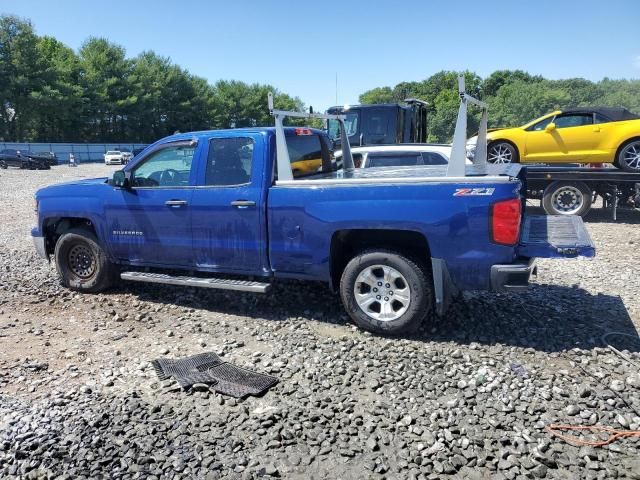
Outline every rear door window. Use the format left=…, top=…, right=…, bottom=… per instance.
left=205, top=137, right=254, bottom=186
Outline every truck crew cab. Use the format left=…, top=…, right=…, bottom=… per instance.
left=31, top=82, right=595, bottom=334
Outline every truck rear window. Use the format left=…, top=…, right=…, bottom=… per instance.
left=287, top=134, right=325, bottom=178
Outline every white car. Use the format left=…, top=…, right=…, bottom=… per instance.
left=104, top=151, right=124, bottom=165
left=336, top=144, right=469, bottom=168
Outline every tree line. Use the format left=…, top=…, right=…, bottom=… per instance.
left=0, top=15, right=305, bottom=143
left=3, top=14, right=639, bottom=144
left=359, top=70, right=640, bottom=143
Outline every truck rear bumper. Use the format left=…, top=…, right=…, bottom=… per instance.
left=490, top=259, right=536, bottom=293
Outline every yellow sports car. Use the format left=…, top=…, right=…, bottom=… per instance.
left=470, top=107, right=640, bottom=172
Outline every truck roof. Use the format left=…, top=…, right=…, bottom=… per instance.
left=160, top=127, right=326, bottom=143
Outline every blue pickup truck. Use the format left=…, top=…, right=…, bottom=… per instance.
left=31, top=91, right=595, bottom=334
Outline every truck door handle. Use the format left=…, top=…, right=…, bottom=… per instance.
left=593, top=127, right=601, bottom=132
left=231, top=200, right=256, bottom=208
left=165, top=199, right=188, bottom=207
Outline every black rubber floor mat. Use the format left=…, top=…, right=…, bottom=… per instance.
left=151, top=352, right=277, bottom=397
left=151, top=352, right=223, bottom=388
left=200, top=363, right=278, bottom=398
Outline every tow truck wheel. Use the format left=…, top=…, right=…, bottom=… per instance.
left=54, top=227, right=116, bottom=293
left=340, top=249, right=433, bottom=334
left=542, top=181, right=592, bottom=216
left=617, top=139, right=640, bottom=173
left=487, top=142, right=519, bottom=164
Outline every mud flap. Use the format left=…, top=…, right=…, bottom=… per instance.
left=517, top=215, right=595, bottom=259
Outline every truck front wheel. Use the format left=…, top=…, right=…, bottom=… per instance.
left=340, top=250, right=433, bottom=334
left=54, top=228, right=116, bottom=292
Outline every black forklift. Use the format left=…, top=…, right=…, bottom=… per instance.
left=326, top=99, right=428, bottom=148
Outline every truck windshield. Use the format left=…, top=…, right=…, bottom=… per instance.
left=327, top=112, right=359, bottom=140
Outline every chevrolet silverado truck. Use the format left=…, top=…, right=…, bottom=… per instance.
left=31, top=83, right=596, bottom=334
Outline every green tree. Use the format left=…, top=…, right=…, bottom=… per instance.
left=211, top=80, right=304, bottom=128
left=0, top=15, right=44, bottom=141
left=597, top=78, right=640, bottom=113
left=487, top=80, right=570, bottom=127
left=481, top=70, right=542, bottom=97
left=358, top=86, right=395, bottom=104
left=78, top=37, right=134, bottom=141
left=548, top=78, right=602, bottom=107
left=34, top=36, right=84, bottom=141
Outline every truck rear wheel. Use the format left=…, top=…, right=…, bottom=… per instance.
left=339, top=249, right=432, bottom=334
left=54, top=228, right=116, bottom=292
left=542, top=181, right=592, bottom=216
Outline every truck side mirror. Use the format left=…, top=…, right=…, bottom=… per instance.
left=112, top=170, right=130, bottom=188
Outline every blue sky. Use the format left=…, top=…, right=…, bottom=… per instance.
left=2, top=0, right=640, bottom=110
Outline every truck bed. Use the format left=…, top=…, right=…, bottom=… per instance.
left=279, top=163, right=522, bottom=185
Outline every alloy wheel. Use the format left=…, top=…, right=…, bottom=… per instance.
left=488, top=144, right=514, bottom=163
left=621, top=141, right=640, bottom=171
left=353, top=265, right=411, bottom=322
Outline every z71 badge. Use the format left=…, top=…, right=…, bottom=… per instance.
left=453, top=188, right=495, bottom=196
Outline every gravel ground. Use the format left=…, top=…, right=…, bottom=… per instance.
left=1, top=164, right=639, bottom=479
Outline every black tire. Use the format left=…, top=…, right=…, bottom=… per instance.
left=339, top=249, right=433, bottom=334
left=487, top=141, right=519, bottom=164
left=542, top=181, right=593, bottom=216
left=616, top=138, right=640, bottom=173
left=54, top=227, right=117, bottom=292
left=0, top=160, right=7, bottom=169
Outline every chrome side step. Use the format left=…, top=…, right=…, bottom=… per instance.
left=120, top=271, right=271, bottom=293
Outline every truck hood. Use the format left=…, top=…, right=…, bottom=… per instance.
left=36, top=177, right=109, bottom=198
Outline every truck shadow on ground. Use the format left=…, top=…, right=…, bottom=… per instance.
left=127, top=280, right=639, bottom=354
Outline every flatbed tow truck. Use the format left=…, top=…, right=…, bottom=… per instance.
left=524, top=165, right=640, bottom=219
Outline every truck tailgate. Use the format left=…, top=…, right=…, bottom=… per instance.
left=517, top=215, right=595, bottom=259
